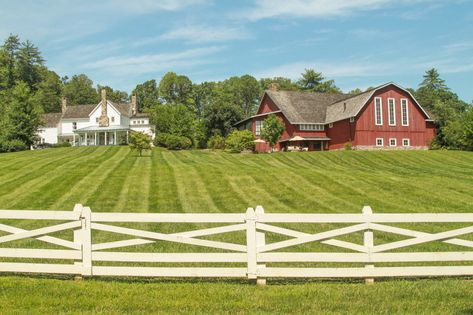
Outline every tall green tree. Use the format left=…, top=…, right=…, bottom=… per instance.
left=259, top=77, right=298, bottom=91
left=296, top=69, right=341, bottom=93
left=158, top=72, right=193, bottom=106
left=35, top=68, right=63, bottom=113
left=150, top=104, right=196, bottom=141
left=221, top=75, right=261, bottom=116
left=62, top=74, right=99, bottom=105
left=96, top=85, right=128, bottom=103
left=202, top=97, right=243, bottom=139
left=0, top=35, right=20, bottom=89
left=16, top=40, right=44, bottom=90
left=132, top=79, right=160, bottom=112
left=192, top=81, right=216, bottom=118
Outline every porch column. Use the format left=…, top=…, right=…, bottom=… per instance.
left=114, top=131, right=117, bottom=145
left=105, top=132, right=108, bottom=146
left=126, top=130, right=129, bottom=144
left=85, top=133, right=88, bottom=146
left=321, top=141, right=324, bottom=151
left=73, top=134, right=76, bottom=147
left=95, top=132, right=97, bottom=146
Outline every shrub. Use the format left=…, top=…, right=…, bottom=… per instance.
left=0, top=139, right=28, bottom=153
left=207, top=135, right=226, bottom=150
left=344, top=142, right=353, bottom=150
left=165, top=134, right=192, bottom=150
left=51, top=141, right=72, bottom=148
left=129, top=132, right=152, bottom=156
left=225, top=130, right=255, bottom=153
left=154, top=133, right=170, bottom=147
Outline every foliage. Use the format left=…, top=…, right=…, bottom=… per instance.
left=207, top=134, right=226, bottom=150
left=150, top=104, right=196, bottom=142
left=96, top=85, right=128, bottom=103
left=62, top=74, right=99, bottom=105
left=153, top=132, right=170, bottom=147
left=154, top=132, right=192, bottom=150
left=202, top=98, right=243, bottom=139
left=158, top=72, right=193, bottom=106
left=220, top=75, right=261, bottom=116
left=296, top=68, right=341, bottom=93
left=259, top=77, right=298, bottom=91
left=128, top=132, right=152, bottom=156
left=260, top=114, right=284, bottom=150
left=225, top=130, right=255, bottom=153
left=0, top=139, right=27, bottom=153
left=344, top=142, right=353, bottom=150
left=131, top=79, right=160, bottom=112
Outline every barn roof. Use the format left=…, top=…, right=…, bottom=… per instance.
left=265, top=90, right=349, bottom=123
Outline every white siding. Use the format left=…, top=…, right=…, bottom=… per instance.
left=89, top=102, right=122, bottom=126
left=38, top=127, right=58, bottom=144
left=60, top=119, right=89, bottom=135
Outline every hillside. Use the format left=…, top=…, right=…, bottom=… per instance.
left=1, top=147, right=472, bottom=213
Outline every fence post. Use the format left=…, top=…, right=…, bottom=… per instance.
left=245, top=207, right=257, bottom=281
left=73, top=204, right=92, bottom=277
left=255, top=205, right=266, bottom=286
left=73, top=204, right=83, bottom=280
left=363, top=205, right=374, bottom=284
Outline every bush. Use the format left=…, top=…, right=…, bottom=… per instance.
left=207, top=135, right=226, bottom=150
left=154, top=133, right=192, bottom=150
left=51, top=141, right=72, bottom=148
left=0, top=139, right=28, bottom=153
left=225, top=130, right=255, bottom=153
left=344, top=142, right=353, bottom=150
left=165, top=134, right=192, bottom=150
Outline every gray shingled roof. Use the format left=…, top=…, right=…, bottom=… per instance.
left=62, top=104, right=97, bottom=119
left=265, top=90, right=349, bottom=123
left=40, top=112, right=62, bottom=127
left=325, top=89, right=374, bottom=123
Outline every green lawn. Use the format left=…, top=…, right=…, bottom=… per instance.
left=1, top=147, right=473, bottom=314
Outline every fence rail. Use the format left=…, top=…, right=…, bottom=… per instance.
left=1, top=205, right=473, bottom=283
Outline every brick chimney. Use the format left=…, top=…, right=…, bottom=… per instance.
left=99, top=89, right=109, bottom=127
left=61, top=97, right=67, bottom=113
left=268, top=83, right=279, bottom=91
left=131, top=95, right=137, bottom=116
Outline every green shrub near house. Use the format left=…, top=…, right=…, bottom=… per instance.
left=207, top=134, right=226, bottom=150
left=225, top=130, right=255, bottom=153
left=154, top=132, right=192, bottom=150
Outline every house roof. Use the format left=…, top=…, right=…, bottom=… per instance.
left=62, top=104, right=97, bottom=119
left=265, top=90, right=348, bottom=124
left=40, top=112, right=62, bottom=127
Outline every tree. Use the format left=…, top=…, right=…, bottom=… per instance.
left=259, top=77, right=298, bottom=91
left=132, top=79, right=160, bottom=112
left=0, top=35, right=20, bottom=89
left=62, top=74, right=99, bottom=105
left=2, top=82, right=43, bottom=148
left=35, top=68, right=63, bottom=113
left=202, top=98, right=243, bottom=139
left=260, top=114, right=285, bottom=151
left=16, top=40, right=44, bottom=90
left=225, top=130, right=255, bottom=153
left=150, top=104, right=196, bottom=142
left=221, top=75, right=261, bottom=116
left=192, top=81, right=216, bottom=118
left=296, top=69, right=341, bottom=93
left=128, top=131, right=152, bottom=156
left=96, top=85, right=128, bottom=103
left=158, top=72, right=193, bottom=106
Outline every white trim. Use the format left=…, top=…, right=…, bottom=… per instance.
left=401, top=99, right=409, bottom=126
left=388, top=98, right=396, bottom=126
left=389, top=138, right=397, bottom=147
left=376, top=138, right=384, bottom=147
left=374, top=97, right=383, bottom=126
left=300, top=124, right=324, bottom=131
left=402, top=138, right=410, bottom=147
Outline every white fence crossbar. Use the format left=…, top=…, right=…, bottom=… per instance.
left=0, top=205, right=473, bottom=283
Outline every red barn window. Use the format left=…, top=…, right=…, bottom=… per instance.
left=401, top=99, right=409, bottom=126
left=388, top=98, right=396, bottom=126
left=375, top=97, right=383, bottom=125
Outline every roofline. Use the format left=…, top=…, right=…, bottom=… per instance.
left=234, top=110, right=282, bottom=125
left=89, top=100, right=125, bottom=118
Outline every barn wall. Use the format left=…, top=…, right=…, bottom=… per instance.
left=353, top=85, right=435, bottom=149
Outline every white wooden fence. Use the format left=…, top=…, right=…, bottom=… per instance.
left=1, top=204, right=473, bottom=282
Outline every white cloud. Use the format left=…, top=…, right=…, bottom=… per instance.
left=159, top=25, right=250, bottom=43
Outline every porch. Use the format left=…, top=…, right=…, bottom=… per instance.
left=280, top=136, right=331, bottom=152
left=72, top=126, right=130, bottom=146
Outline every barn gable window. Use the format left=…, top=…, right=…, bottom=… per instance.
left=300, top=124, right=324, bottom=131
left=388, top=98, right=396, bottom=126
left=255, top=120, right=263, bottom=136
left=374, top=97, right=383, bottom=126
left=401, top=99, right=409, bottom=126
left=376, top=138, right=384, bottom=146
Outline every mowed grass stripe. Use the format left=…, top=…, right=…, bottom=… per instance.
left=9, top=147, right=117, bottom=210
left=162, top=151, right=219, bottom=212
left=49, top=147, right=131, bottom=210
left=148, top=150, right=183, bottom=212
left=0, top=147, right=65, bottom=173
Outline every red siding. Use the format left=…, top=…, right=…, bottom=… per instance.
left=353, top=85, right=435, bottom=149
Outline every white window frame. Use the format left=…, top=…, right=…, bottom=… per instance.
left=402, top=138, right=410, bottom=147
left=388, top=98, right=396, bottom=126
left=389, top=138, right=397, bottom=147
left=255, top=120, right=263, bottom=136
left=349, top=117, right=355, bottom=123
left=376, top=138, right=384, bottom=147
left=300, top=124, right=324, bottom=131
left=401, top=99, right=409, bottom=126
left=329, top=123, right=333, bottom=128
left=374, top=97, right=383, bottom=126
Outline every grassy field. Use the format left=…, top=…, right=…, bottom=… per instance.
left=1, top=147, right=473, bottom=314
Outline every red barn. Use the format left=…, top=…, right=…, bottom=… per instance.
left=236, top=83, right=436, bottom=152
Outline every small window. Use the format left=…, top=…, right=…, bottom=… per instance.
left=389, top=138, right=397, bottom=147
left=401, top=99, right=409, bottom=126
left=300, top=124, right=324, bottom=131
left=376, top=138, right=384, bottom=146
left=349, top=117, right=355, bottom=123
left=329, top=123, right=333, bottom=128
left=403, top=138, right=410, bottom=147
left=141, top=120, right=145, bottom=124
left=111, top=117, right=115, bottom=122
left=388, top=98, right=396, bottom=126
left=255, top=120, right=263, bottom=136
left=96, top=117, right=99, bottom=123
left=72, top=122, right=77, bottom=130
left=374, top=97, right=383, bottom=125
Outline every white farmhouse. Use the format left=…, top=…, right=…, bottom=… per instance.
left=37, top=89, right=154, bottom=146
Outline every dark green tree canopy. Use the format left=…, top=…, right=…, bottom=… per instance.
left=62, top=74, right=99, bottom=105
left=132, top=79, right=160, bottom=112
left=96, top=85, right=128, bottom=103
left=260, top=114, right=285, bottom=149
left=158, top=72, right=193, bottom=106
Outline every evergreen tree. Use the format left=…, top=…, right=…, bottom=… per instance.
left=296, top=69, right=341, bottom=93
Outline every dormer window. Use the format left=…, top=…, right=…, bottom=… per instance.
left=111, top=117, right=115, bottom=123
left=95, top=117, right=99, bottom=123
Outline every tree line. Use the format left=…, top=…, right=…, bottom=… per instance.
left=0, top=34, right=472, bottom=152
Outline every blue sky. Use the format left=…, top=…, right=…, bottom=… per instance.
left=1, top=0, right=472, bottom=101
